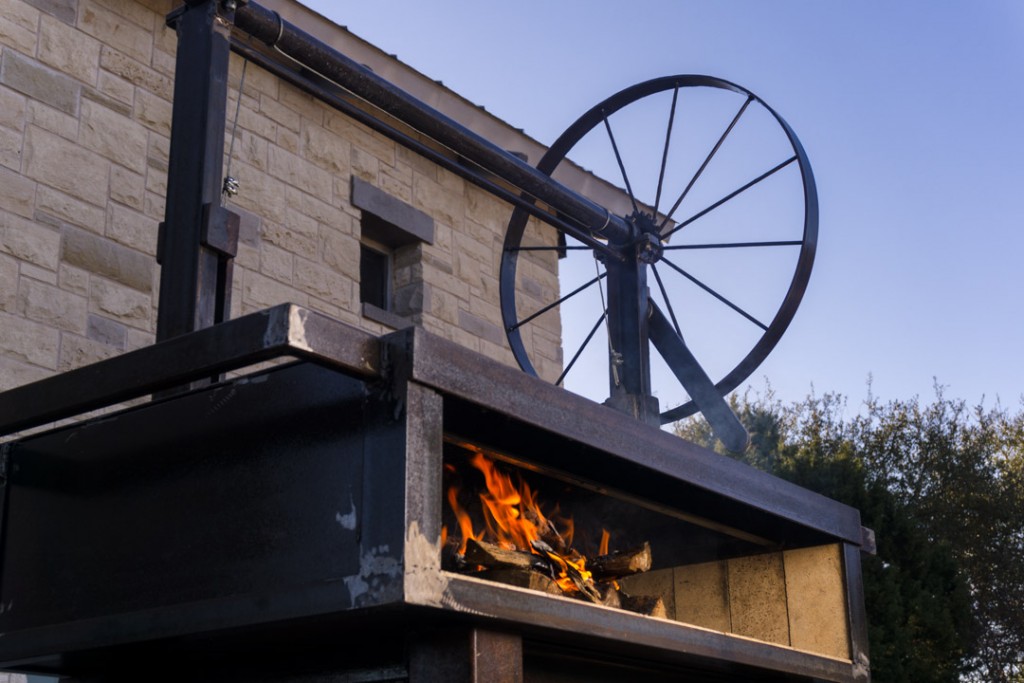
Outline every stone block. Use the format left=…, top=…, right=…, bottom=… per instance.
left=25, top=98, right=78, bottom=139
left=80, top=99, right=147, bottom=172
left=87, top=0, right=154, bottom=30
left=259, top=243, right=293, bottom=282
left=58, top=331, right=119, bottom=371
left=0, top=10, right=38, bottom=56
left=268, top=144, right=333, bottom=199
left=259, top=94, right=300, bottom=134
left=285, top=185, right=349, bottom=229
left=35, top=185, right=105, bottom=233
left=0, top=125, right=21, bottom=170
left=1, top=50, right=80, bottom=116
left=327, top=114, right=395, bottom=168
left=18, top=276, right=86, bottom=333
left=0, top=86, right=26, bottom=131
left=0, top=252, right=17, bottom=312
left=0, top=355, right=52, bottom=391
left=784, top=544, right=850, bottom=659
left=302, top=122, right=349, bottom=175
left=349, top=145, right=378, bottom=183
left=0, top=166, right=35, bottom=217
left=457, top=308, right=504, bottom=347
left=1, top=213, right=60, bottom=270
left=728, top=552, right=791, bottom=646
left=38, top=14, right=101, bottom=85
left=106, top=202, right=157, bottom=255
left=96, top=70, right=132, bottom=108
left=262, top=211, right=318, bottom=261
left=134, top=87, right=170, bottom=135
left=0, top=309, right=60, bottom=368
left=58, top=262, right=89, bottom=295
left=62, top=225, right=153, bottom=292
left=81, top=82, right=131, bottom=117
left=100, top=45, right=172, bottom=100
left=109, top=165, right=145, bottom=211
left=21, top=0, right=78, bottom=25
left=293, top=258, right=352, bottom=309
left=241, top=270, right=308, bottom=310
left=675, top=560, right=732, bottom=632
left=86, top=312, right=126, bottom=349
left=79, top=0, right=153, bottom=64
left=89, top=276, right=151, bottom=329
left=321, top=227, right=359, bottom=280
left=25, top=126, right=109, bottom=205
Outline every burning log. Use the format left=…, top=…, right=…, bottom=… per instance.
left=464, top=538, right=547, bottom=573
left=589, top=542, right=652, bottom=581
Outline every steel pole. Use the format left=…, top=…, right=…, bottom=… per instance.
left=157, top=0, right=236, bottom=341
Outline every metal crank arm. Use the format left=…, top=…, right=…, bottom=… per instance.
left=648, top=301, right=749, bottom=451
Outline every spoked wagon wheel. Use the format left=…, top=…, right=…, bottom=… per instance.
left=500, top=75, right=817, bottom=438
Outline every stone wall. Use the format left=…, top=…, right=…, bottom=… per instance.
left=0, top=0, right=563, bottom=395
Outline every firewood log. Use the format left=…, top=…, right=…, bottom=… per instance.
left=589, top=542, right=652, bottom=580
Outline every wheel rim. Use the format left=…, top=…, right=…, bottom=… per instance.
left=500, top=75, right=818, bottom=424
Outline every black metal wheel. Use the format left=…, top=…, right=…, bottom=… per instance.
left=500, top=75, right=817, bottom=426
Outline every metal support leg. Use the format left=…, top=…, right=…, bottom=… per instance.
left=408, top=628, right=524, bottom=683
left=603, top=243, right=659, bottom=426
left=157, top=0, right=237, bottom=342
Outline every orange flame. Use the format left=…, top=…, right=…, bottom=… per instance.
left=446, top=444, right=601, bottom=597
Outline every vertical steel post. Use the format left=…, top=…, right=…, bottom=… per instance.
left=603, top=236, right=659, bottom=426
left=156, top=0, right=237, bottom=342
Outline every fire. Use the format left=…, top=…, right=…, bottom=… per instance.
left=444, top=443, right=602, bottom=596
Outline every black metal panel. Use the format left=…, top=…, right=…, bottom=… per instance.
left=0, top=362, right=400, bottom=667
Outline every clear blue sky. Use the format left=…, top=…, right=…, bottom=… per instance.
left=303, top=0, right=1024, bottom=411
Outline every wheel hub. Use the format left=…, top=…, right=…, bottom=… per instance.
left=629, top=212, right=664, bottom=265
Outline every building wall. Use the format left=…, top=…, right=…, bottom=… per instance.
left=0, top=0, right=564, bottom=396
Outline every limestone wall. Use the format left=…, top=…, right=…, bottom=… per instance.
left=0, top=0, right=563, bottom=395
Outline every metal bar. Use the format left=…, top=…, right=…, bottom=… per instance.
left=663, top=240, right=803, bottom=250
left=602, top=115, right=639, bottom=216
left=556, top=310, right=607, bottom=386
left=0, top=304, right=380, bottom=435
left=507, top=271, right=607, bottom=332
left=232, top=2, right=634, bottom=245
left=602, top=250, right=657, bottom=424
left=653, top=84, right=679, bottom=219
left=157, top=1, right=236, bottom=341
left=659, top=94, right=753, bottom=234
left=662, top=155, right=798, bottom=240
left=648, top=300, right=749, bottom=450
left=660, top=256, right=769, bottom=331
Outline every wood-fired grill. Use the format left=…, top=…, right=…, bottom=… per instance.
left=0, top=1, right=871, bottom=680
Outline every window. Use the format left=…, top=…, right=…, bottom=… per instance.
left=359, top=241, right=390, bottom=311
left=351, top=177, right=434, bottom=329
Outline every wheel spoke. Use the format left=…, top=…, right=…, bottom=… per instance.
left=556, top=310, right=608, bottom=386
left=508, top=245, right=592, bottom=252
left=648, top=301, right=749, bottom=450
left=661, top=155, right=798, bottom=241
left=651, top=264, right=683, bottom=340
left=659, top=95, right=753, bottom=233
left=508, top=271, right=608, bottom=332
left=653, top=85, right=680, bottom=220
left=663, top=240, right=802, bottom=250
left=603, top=114, right=641, bottom=216
left=660, top=256, right=768, bottom=331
